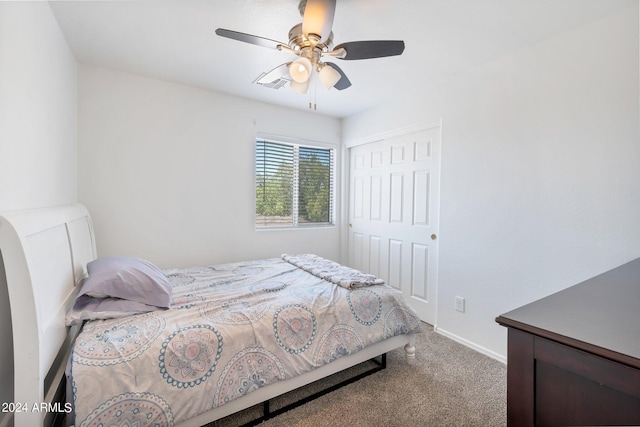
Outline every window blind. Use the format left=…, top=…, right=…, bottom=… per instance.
left=255, top=139, right=334, bottom=228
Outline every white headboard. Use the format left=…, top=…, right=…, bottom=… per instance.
left=0, top=204, right=96, bottom=426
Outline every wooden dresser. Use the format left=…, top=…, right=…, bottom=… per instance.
left=496, top=258, right=640, bottom=426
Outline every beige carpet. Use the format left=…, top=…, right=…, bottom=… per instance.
left=208, top=323, right=506, bottom=427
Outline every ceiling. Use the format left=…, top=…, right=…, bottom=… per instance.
left=49, top=0, right=635, bottom=118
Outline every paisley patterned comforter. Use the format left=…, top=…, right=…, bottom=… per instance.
left=70, top=257, right=422, bottom=426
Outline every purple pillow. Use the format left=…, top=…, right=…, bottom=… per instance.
left=66, top=295, right=167, bottom=325
left=80, top=256, right=172, bottom=308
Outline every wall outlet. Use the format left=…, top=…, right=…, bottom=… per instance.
left=455, top=296, right=465, bottom=313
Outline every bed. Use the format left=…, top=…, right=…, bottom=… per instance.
left=0, top=204, right=420, bottom=427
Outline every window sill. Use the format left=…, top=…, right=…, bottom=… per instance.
left=255, top=224, right=336, bottom=231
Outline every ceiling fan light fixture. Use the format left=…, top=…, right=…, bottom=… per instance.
left=289, top=57, right=312, bottom=83
left=218, top=0, right=405, bottom=103
left=318, top=64, right=341, bottom=89
left=290, top=78, right=310, bottom=94
left=301, top=0, right=336, bottom=43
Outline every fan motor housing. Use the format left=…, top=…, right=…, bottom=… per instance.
left=288, top=23, right=334, bottom=53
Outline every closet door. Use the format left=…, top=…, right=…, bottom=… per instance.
left=348, top=126, right=440, bottom=324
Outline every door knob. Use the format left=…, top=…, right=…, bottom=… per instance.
left=431, top=234, right=437, bottom=240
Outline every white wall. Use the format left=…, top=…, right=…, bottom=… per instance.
left=343, top=4, right=640, bottom=360
left=0, top=2, right=78, bottom=420
left=0, top=3, right=78, bottom=212
left=78, top=65, right=342, bottom=269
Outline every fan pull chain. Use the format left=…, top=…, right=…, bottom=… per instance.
left=309, top=70, right=317, bottom=110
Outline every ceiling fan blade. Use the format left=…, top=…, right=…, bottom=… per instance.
left=325, top=62, right=351, bottom=90
left=215, top=28, right=286, bottom=50
left=334, top=40, right=405, bottom=60
left=254, top=63, right=292, bottom=90
left=302, top=0, right=336, bottom=43
left=256, top=63, right=290, bottom=85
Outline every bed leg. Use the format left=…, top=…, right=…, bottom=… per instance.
left=404, top=343, right=416, bottom=360
left=404, top=334, right=417, bottom=362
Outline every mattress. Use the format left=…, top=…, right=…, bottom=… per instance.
left=70, top=257, right=422, bottom=426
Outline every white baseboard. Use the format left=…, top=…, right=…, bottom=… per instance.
left=433, top=325, right=507, bottom=364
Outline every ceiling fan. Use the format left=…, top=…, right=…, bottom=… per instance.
left=215, top=0, right=405, bottom=96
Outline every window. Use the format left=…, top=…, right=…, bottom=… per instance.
left=255, top=138, right=335, bottom=228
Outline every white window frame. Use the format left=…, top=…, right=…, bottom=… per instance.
left=255, top=134, right=336, bottom=230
